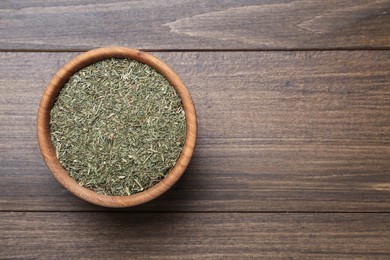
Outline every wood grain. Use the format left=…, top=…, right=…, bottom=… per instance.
left=0, top=0, right=389, bottom=50
left=1, top=51, right=390, bottom=211
left=1, top=212, right=389, bottom=259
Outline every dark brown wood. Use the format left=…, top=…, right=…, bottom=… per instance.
left=1, top=51, right=389, bottom=211
left=1, top=2, right=389, bottom=258
left=0, top=0, right=389, bottom=50
left=1, top=212, right=389, bottom=259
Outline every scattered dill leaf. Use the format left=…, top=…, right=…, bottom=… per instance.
left=50, top=58, right=186, bottom=196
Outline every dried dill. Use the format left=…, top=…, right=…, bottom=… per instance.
left=50, top=58, right=186, bottom=196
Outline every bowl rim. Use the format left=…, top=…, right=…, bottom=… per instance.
left=37, top=46, right=197, bottom=208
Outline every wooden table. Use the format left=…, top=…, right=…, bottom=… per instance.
left=1, top=1, right=389, bottom=259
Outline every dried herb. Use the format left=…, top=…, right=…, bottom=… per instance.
left=50, top=58, right=186, bottom=196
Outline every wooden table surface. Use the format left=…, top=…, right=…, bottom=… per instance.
left=1, top=1, right=390, bottom=259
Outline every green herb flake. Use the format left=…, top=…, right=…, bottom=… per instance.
left=50, top=58, right=186, bottom=196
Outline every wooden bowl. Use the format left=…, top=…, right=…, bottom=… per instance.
left=37, top=47, right=197, bottom=207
